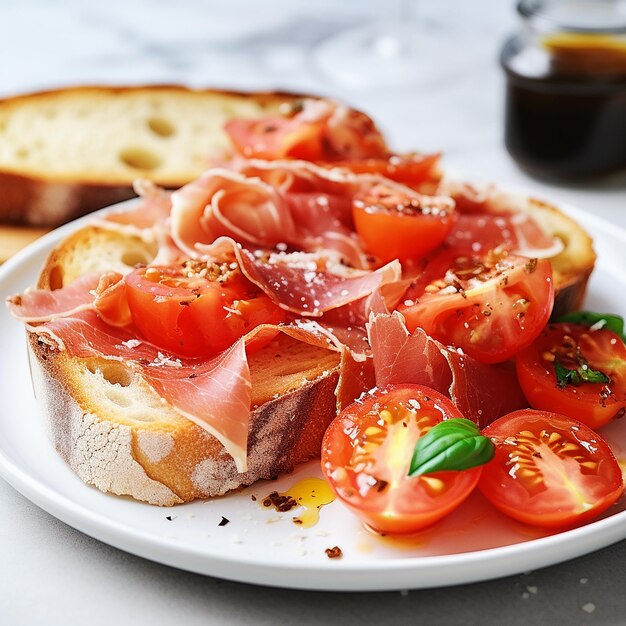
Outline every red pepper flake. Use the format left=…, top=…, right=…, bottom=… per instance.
left=250, top=495, right=257, bottom=502
left=325, top=546, right=343, bottom=559
left=218, top=516, right=230, bottom=527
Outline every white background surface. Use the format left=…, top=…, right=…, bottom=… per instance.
left=1, top=0, right=626, bottom=624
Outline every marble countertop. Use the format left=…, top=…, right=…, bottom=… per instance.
left=1, top=1, right=625, bottom=624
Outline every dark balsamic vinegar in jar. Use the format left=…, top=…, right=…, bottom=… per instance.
left=502, top=0, right=626, bottom=180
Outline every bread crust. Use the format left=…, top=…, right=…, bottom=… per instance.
left=526, top=197, right=596, bottom=318
left=0, top=170, right=137, bottom=225
left=29, top=333, right=340, bottom=505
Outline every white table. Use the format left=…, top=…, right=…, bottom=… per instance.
left=1, top=1, right=625, bottom=623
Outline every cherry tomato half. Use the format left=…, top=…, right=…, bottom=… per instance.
left=321, top=385, right=481, bottom=535
left=479, top=409, right=624, bottom=529
left=125, top=262, right=285, bottom=358
left=225, top=115, right=326, bottom=161
left=516, top=323, right=626, bottom=429
left=399, top=251, right=554, bottom=363
left=352, top=184, right=457, bottom=265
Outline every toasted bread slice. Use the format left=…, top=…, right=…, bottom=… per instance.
left=0, top=86, right=301, bottom=225
left=29, top=225, right=340, bottom=505
left=526, top=197, right=595, bottom=317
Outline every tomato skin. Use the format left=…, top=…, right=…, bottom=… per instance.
left=321, top=385, right=481, bottom=535
left=479, top=410, right=624, bottom=529
left=352, top=186, right=457, bottom=266
left=399, top=253, right=554, bottom=364
left=516, top=323, right=626, bottom=429
left=225, top=117, right=325, bottom=161
left=125, top=265, right=285, bottom=358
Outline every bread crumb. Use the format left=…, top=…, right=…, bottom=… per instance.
left=582, top=603, right=595, bottom=614
left=325, top=546, right=343, bottom=559
left=526, top=586, right=538, bottom=595
left=400, top=590, right=408, bottom=597
left=580, top=578, right=588, bottom=584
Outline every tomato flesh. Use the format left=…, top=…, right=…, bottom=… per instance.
left=321, top=385, right=481, bottom=535
left=125, top=263, right=285, bottom=358
left=352, top=185, right=457, bottom=265
left=399, top=251, right=554, bottom=363
left=516, top=323, right=626, bottom=429
left=479, top=410, right=624, bottom=529
left=225, top=116, right=326, bottom=161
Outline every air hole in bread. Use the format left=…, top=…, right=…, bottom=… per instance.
left=48, top=265, right=64, bottom=290
left=88, top=361, right=133, bottom=387
left=121, top=250, right=152, bottom=267
left=147, top=117, right=176, bottom=137
left=119, top=147, right=162, bottom=171
left=104, top=389, right=132, bottom=407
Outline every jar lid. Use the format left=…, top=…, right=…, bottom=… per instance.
left=518, top=0, right=626, bottom=34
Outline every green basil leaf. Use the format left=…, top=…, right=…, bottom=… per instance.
left=555, top=360, right=581, bottom=387
left=578, top=365, right=610, bottom=384
left=554, top=360, right=610, bottom=387
left=408, top=418, right=495, bottom=477
left=558, top=311, right=625, bottom=341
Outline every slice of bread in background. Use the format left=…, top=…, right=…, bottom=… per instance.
left=29, top=224, right=341, bottom=505
left=0, top=86, right=302, bottom=225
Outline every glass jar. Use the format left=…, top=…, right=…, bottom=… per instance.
left=501, top=0, right=626, bottom=181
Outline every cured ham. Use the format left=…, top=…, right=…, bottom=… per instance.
left=9, top=272, right=102, bottom=323
left=446, top=213, right=562, bottom=258
left=224, top=98, right=389, bottom=162
left=169, top=165, right=370, bottom=267
left=97, top=179, right=172, bottom=233
left=367, top=311, right=527, bottom=427
left=223, top=99, right=441, bottom=189
left=442, top=180, right=563, bottom=258
left=173, top=158, right=452, bottom=269
left=29, top=310, right=253, bottom=471
left=236, top=247, right=401, bottom=317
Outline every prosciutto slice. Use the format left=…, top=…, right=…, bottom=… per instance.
left=367, top=311, right=527, bottom=428
left=94, top=180, right=173, bottom=239
left=8, top=272, right=102, bottom=323
left=172, top=159, right=450, bottom=270
left=441, top=179, right=563, bottom=259
left=236, top=247, right=401, bottom=317
left=29, top=310, right=253, bottom=471
left=224, top=98, right=389, bottom=161
left=9, top=272, right=130, bottom=327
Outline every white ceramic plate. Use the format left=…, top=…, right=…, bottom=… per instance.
left=1, top=200, right=625, bottom=591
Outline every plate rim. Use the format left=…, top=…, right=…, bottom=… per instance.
left=1, top=195, right=625, bottom=590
